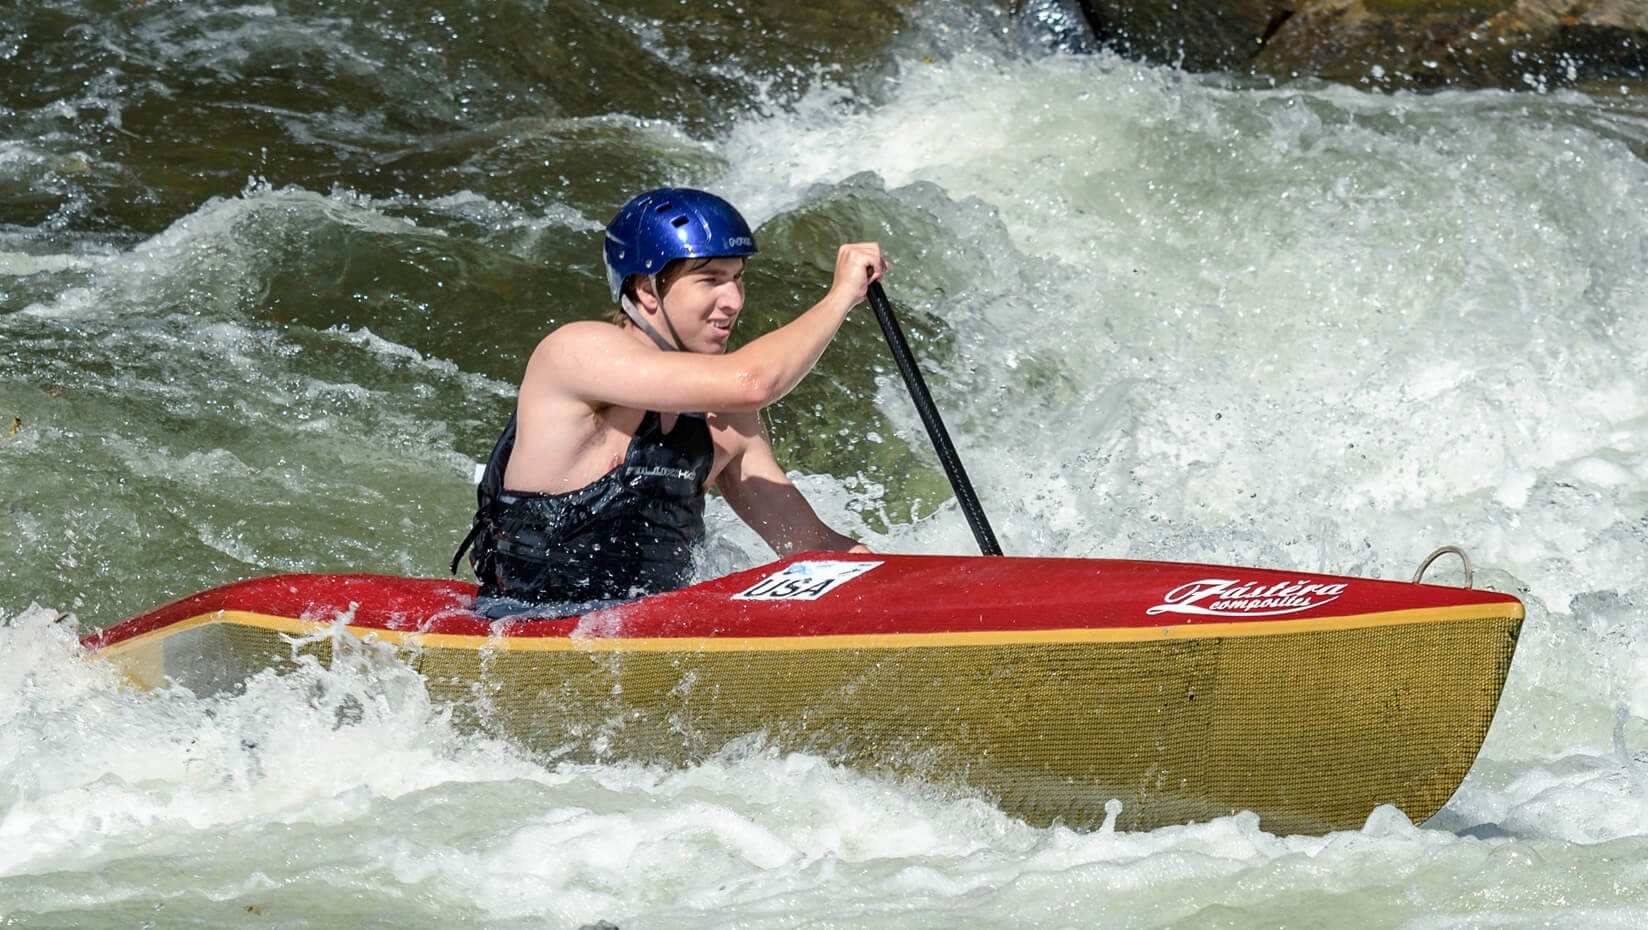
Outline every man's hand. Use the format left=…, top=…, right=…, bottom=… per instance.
left=828, top=242, right=888, bottom=307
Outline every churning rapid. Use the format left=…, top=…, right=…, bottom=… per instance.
left=3, top=1, right=1647, bottom=926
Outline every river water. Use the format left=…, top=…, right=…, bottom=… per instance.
left=3, top=1, right=1647, bottom=926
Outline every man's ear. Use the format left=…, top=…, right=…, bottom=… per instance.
left=632, top=275, right=662, bottom=312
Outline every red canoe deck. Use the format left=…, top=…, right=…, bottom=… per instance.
left=87, top=552, right=1524, bottom=649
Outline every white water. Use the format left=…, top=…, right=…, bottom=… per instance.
left=5, top=10, right=1648, bottom=929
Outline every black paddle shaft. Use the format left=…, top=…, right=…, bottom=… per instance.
left=865, top=282, right=1003, bottom=556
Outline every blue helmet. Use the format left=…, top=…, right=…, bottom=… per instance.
left=603, top=188, right=759, bottom=302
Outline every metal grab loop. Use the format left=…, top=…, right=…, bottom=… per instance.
left=1412, top=545, right=1473, bottom=588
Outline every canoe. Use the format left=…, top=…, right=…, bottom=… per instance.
left=83, top=552, right=1523, bottom=835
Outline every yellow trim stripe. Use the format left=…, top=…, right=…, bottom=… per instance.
left=96, top=600, right=1523, bottom=658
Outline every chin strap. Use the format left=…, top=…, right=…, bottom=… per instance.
left=620, top=275, right=688, bottom=351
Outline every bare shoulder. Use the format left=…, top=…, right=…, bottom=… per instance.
left=534, top=319, right=626, bottom=358
left=523, top=320, right=630, bottom=389
left=705, top=409, right=775, bottom=488
left=708, top=409, right=764, bottom=444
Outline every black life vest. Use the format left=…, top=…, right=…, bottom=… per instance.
left=451, top=410, right=714, bottom=606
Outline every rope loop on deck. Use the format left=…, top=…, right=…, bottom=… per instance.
left=1412, top=545, right=1473, bottom=588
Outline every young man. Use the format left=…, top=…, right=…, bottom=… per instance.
left=454, top=188, right=885, bottom=617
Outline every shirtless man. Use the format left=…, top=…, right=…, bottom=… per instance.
left=454, top=188, right=884, bottom=616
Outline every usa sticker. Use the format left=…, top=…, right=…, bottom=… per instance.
left=733, top=560, right=883, bottom=601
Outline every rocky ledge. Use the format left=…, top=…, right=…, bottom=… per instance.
left=1061, top=0, right=1647, bottom=91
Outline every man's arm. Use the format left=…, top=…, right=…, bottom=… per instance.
left=714, top=411, right=869, bottom=556
left=524, top=243, right=886, bottom=416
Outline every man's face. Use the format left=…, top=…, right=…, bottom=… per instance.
left=661, top=257, right=746, bottom=353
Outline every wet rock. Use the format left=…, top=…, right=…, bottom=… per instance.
left=1058, top=0, right=1648, bottom=90
left=1253, top=0, right=1648, bottom=89
left=1064, top=0, right=1298, bottom=71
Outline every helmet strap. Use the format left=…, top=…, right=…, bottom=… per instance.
left=656, top=295, right=691, bottom=352
left=619, top=275, right=685, bottom=352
